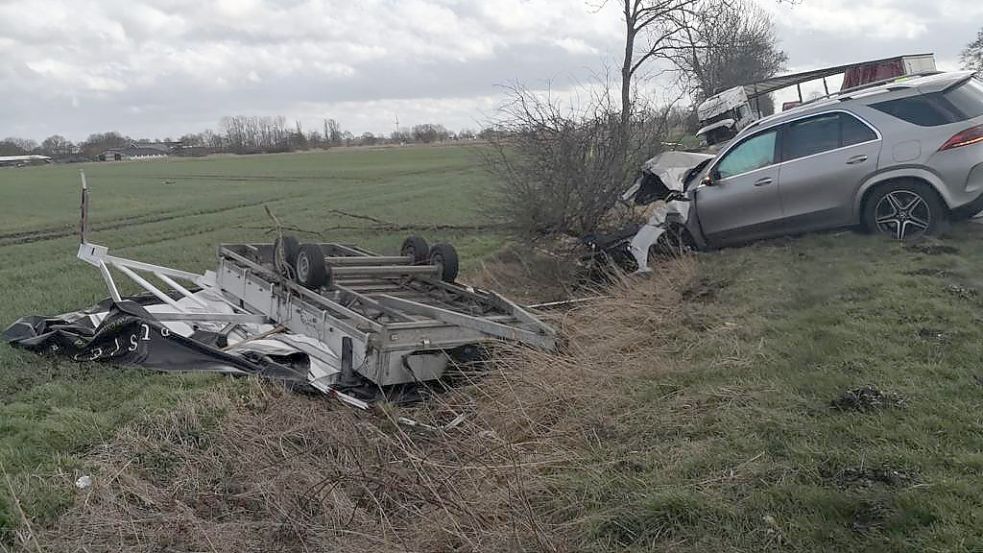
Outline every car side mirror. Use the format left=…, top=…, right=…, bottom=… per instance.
left=703, top=169, right=720, bottom=186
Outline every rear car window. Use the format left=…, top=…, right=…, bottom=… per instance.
left=783, top=114, right=840, bottom=160
left=841, top=114, right=878, bottom=146
left=871, top=78, right=983, bottom=127
left=781, top=113, right=878, bottom=162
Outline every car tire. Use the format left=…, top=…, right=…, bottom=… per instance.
left=401, top=236, right=430, bottom=264
left=651, top=223, right=696, bottom=258
left=295, top=244, right=328, bottom=288
left=428, top=243, right=459, bottom=282
left=862, top=181, right=947, bottom=240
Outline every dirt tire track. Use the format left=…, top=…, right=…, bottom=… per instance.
left=0, top=194, right=306, bottom=248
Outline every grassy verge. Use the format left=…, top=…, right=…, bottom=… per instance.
left=568, top=227, right=983, bottom=552
left=5, top=148, right=983, bottom=550
left=24, top=222, right=983, bottom=551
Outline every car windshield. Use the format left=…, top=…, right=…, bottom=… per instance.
left=716, top=131, right=777, bottom=179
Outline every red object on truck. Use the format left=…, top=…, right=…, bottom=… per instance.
left=841, top=54, right=936, bottom=90
left=841, top=59, right=905, bottom=89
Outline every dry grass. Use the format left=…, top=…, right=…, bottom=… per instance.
left=466, top=245, right=581, bottom=305
left=27, top=258, right=698, bottom=553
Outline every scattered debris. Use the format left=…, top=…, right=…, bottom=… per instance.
left=74, top=475, right=92, bottom=490
left=945, top=283, right=977, bottom=299
left=830, top=385, right=906, bottom=412
left=831, top=466, right=917, bottom=489
left=397, top=413, right=468, bottom=432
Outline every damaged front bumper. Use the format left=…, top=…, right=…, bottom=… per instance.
left=585, top=151, right=714, bottom=272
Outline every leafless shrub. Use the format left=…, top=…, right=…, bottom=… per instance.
left=32, top=258, right=698, bottom=553
left=482, top=81, right=673, bottom=242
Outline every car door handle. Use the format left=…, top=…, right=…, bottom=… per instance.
left=753, top=177, right=773, bottom=187
left=846, top=155, right=868, bottom=165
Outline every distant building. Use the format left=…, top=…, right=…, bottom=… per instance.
left=0, top=155, right=52, bottom=167
left=100, top=142, right=176, bottom=161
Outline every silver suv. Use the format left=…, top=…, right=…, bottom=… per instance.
left=683, top=71, right=983, bottom=247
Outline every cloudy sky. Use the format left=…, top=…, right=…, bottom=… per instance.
left=1, top=0, right=979, bottom=142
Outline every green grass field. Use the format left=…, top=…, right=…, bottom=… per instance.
left=570, top=230, right=983, bottom=552
left=0, top=145, right=503, bottom=534
left=2, top=146, right=983, bottom=550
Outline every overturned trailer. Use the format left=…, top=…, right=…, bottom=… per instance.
left=3, top=176, right=556, bottom=406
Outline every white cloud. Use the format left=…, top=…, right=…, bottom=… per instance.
left=0, top=0, right=977, bottom=141
left=759, top=0, right=927, bottom=40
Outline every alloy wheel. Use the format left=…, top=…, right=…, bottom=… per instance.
left=296, top=253, right=310, bottom=282
left=874, top=191, right=931, bottom=240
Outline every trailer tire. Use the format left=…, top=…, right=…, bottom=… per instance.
left=296, top=244, right=328, bottom=288
left=429, top=243, right=459, bottom=283
left=401, top=236, right=430, bottom=264
left=274, top=235, right=301, bottom=273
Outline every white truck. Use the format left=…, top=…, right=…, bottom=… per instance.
left=696, top=53, right=938, bottom=147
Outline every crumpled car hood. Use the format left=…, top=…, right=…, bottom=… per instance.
left=622, top=151, right=715, bottom=203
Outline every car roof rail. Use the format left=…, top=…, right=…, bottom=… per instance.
left=805, top=71, right=943, bottom=106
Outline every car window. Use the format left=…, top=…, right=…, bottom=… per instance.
left=782, top=114, right=840, bottom=161
left=841, top=113, right=878, bottom=146
left=716, top=130, right=777, bottom=179
left=871, top=78, right=983, bottom=127
left=943, top=78, right=983, bottom=120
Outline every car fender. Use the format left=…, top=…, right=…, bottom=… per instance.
left=853, top=166, right=951, bottom=220
left=682, top=197, right=710, bottom=250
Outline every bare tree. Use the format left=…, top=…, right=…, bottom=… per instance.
left=412, top=123, right=450, bottom=143
left=324, top=119, right=343, bottom=145
left=662, top=0, right=786, bottom=114
left=963, top=28, right=983, bottom=76
left=40, top=135, right=74, bottom=156
left=80, top=132, right=128, bottom=159
left=613, top=0, right=700, bottom=125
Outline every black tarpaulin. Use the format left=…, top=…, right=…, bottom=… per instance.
left=2, top=298, right=309, bottom=383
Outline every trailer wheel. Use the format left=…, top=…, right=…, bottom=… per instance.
left=274, top=235, right=301, bottom=274
left=401, top=236, right=430, bottom=264
left=429, top=243, right=459, bottom=283
left=295, top=244, right=328, bottom=288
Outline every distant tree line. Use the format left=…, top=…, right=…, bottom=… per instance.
left=2, top=117, right=493, bottom=162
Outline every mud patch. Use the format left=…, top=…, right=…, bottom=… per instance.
left=682, top=276, right=730, bottom=303
left=830, top=385, right=906, bottom=412
left=917, top=327, right=950, bottom=344
left=851, top=501, right=890, bottom=534
left=905, top=268, right=955, bottom=279
left=828, top=466, right=917, bottom=489
left=907, top=242, right=959, bottom=256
